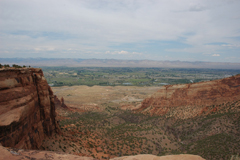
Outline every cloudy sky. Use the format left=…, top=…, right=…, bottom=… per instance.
left=0, top=0, right=240, bottom=62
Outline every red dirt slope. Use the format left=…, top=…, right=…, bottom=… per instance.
left=136, top=75, right=240, bottom=119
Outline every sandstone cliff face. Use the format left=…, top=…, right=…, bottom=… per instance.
left=0, top=68, right=59, bottom=149
left=136, top=75, right=240, bottom=119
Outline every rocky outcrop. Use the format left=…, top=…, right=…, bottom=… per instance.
left=111, top=154, right=205, bottom=160
left=0, top=145, right=205, bottom=160
left=0, top=68, right=60, bottom=149
left=136, top=75, right=240, bottom=119
left=0, top=144, right=95, bottom=160
left=54, top=96, right=69, bottom=110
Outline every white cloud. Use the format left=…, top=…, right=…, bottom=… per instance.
left=222, top=44, right=240, bottom=47
left=188, top=3, right=206, bottom=12
left=212, top=54, right=220, bottom=57
left=0, top=0, right=240, bottom=61
left=105, top=50, right=142, bottom=55
left=118, top=51, right=128, bottom=55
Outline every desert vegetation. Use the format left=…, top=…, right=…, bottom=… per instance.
left=38, top=67, right=240, bottom=160
left=0, top=63, right=30, bottom=68
left=41, top=103, right=240, bottom=160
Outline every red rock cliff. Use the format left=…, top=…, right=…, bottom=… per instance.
left=136, top=75, right=240, bottom=119
left=0, top=68, right=60, bottom=149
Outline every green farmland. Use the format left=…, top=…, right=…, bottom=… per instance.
left=42, top=67, right=240, bottom=87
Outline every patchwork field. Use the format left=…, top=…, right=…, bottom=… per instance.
left=43, top=67, right=240, bottom=87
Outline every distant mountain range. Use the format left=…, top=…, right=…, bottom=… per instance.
left=1, top=58, right=240, bottom=69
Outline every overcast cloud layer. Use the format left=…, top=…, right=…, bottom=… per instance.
left=0, top=0, right=240, bottom=62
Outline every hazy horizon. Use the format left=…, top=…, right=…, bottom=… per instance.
left=1, top=0, right=240, bottom=62
left=2, top=57, right=240, bottom=63
left=1, top=58, right=240, bottom=70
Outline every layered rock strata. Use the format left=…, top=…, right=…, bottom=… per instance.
left=0, top=68, right=59, bottom=149
left=136, top=75, right=240, bottom=119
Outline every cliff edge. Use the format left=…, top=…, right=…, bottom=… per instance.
left=0, top=145, right=205, bottom=160
left=136, top=75, right=240, bottom=119
left=0, top=68, right=60, bottom=149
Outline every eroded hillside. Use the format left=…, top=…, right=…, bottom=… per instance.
left=136, top=75, right=240, bottom=119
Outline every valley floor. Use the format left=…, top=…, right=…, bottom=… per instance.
left=41, top=85, right=240, bottom=160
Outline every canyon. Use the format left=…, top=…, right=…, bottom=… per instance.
left=1, top=67, right=239, bottom=159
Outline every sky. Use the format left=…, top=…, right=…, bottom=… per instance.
left=0, top=0, right=240, bottom=62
